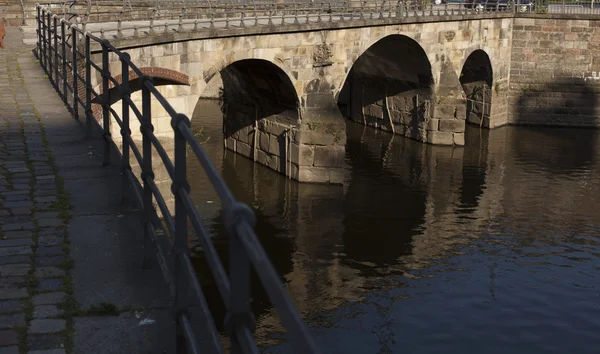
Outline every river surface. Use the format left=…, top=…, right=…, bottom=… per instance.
left=186, top=99, right=600, bottom=353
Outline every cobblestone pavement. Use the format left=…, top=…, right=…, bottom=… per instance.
left=1, top=27, right=176, bottom=354
left=0, top=30, right=72, bottom=354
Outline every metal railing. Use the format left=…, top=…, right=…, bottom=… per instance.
left=35, top=4, right=318, bottom=353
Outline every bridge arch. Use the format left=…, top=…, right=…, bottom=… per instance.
left=96, top=67, right=191, bottom=123
left=193, top=58, right=301, bottom=177
left=337, top=34, right=434, bottom=141
left=460, top=49, right=494, bottom=126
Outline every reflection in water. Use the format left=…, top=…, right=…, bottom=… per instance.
left=187, top=99, right=600, bottom=353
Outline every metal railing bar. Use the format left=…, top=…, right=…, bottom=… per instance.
left=144, top=81, right=179, bottom=119
left=145, top=178, right=176, bottom=237
left=179, top=315, right=202, bottom=354
left=108, top=106, right=123, bottom=128
left=148, top=134, right=175, bottom=179
left=235, top=222, right=317, bottom=353
left=178, top=123, right=235, bottom=208
left=123, top=96, right=145, bottom=122
left=177, top=189, right=230, bottom=299
left=125, top=169, right=143, bottom=207
left=178, top=255, right=225, bottom=353
left=89, top=59, right=102, bottom=72
left=236, top=327, right=260, bottom=354
left=125, top=135, right=144, bottom=168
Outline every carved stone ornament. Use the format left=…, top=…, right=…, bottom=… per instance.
left=313, top=42, right=333, bottom=67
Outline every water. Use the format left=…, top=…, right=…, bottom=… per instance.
left=187, top=99, right=600, bottom=353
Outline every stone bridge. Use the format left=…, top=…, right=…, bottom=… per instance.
left=73, top=9, right=600, bottom=184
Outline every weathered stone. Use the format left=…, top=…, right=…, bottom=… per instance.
left=0, top=238, right=33, bottom=247
left=313, top=145, right=345, bottom=168
left=28, top=349, right=66, bottom=354
left=0, top=288, right=28, bottom=300
left=36, top=247, right=63, bottom=257
left=0, top=300, right=21, bottom=314
left=35, top=256, right=65, bottom=267
left=29, top=349, right=66, bottom=354
left=298, top=167, right=329, bottom=183
left=0, top=246, right=32, bottom=257
left=236, top=141, right=252, bottom=157
left=0, top=329, right=18, bottom=346
left=34, top=267, right=65, bottom=279
left=438, top=119, right=466, bottom=132
left=37, top=279, right=63, bottom=293
left=33, top=305, right=62, bottom=319
left=0, top=313, right=25, bottom=329
left=28, top=319, right=66, bottom=334
left=0, top=264, right=30, bottom=277
left=37, top=219, right=64, bottom=228
left=258, top=131, right=270, bottom=152
left=2, top=222, right=34, bottom=231
left=426, top=131, right=454, bottom=145
left=32, top=292, right=65, bottom=306
left=0, top=346, right=18, bottom=354
left=37, top=236, right=63, bottom=247
left=453, top=132, right=465, bottom=146
left=426, top=118, right=439, bottom=131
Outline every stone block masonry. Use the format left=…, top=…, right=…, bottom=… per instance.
left=508, top=16, right=600, bottom=127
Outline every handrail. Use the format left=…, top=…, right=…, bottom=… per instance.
left=35, top=3, right=319, bottom=353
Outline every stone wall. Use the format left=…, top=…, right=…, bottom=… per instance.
left=508, top=16, right=600, bottom=126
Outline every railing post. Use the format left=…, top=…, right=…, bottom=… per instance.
left=72, top=26, right=79, bottom=121
left=121, top=53, right=132, bottom=204
left=85, top=35, right=93, bottom=138
left=101, top=41, right=111, bottom=166
left=47, top=12, right=53, bottom=83
left=61, top=20, right=67, bottom=103
left=172, top=113, right=190, bottom=353
left=37, top=6, right=42, bottom=62
left=53, top=16, right=59, bottom=88
left=226, top=206, right=256, bottom=354
left=141, top=76, right=154, bottom=269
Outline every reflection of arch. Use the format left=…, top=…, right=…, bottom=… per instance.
left=338, top=35, right=434, bottom=139
left=460, top=50, right=493, bottom=125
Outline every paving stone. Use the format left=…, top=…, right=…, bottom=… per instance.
left=35, top=268, right=65, bottom=279
left=4, top=201, right=33, bottom=208
left=3, top=231, right=33, bottom=239
left=0, top=264, right=30, bottom=277
left=37, top=279, right=62, bottom=293
left=2, top=222, right=34, bottom=231
left=37, top=236, right=62, bottom=247
left=0, top=300, right=21, bottom=314
left=0, top=288, right=28, bottom=300
left=9, top=206, right=31, bottom=215
left=5, top=194, right=30, bottom=202
left=0, top=278, right=23, bottom=288
left=29, top=349, right=66, bottom=354
left=0, top=313, right=25, bottom=329
left=0, top=346, right=18, bottom=354
left=0, top=246, right=32, bottom=257
left=0, top=329, right=18, bottom=346
left=29, top=319, right=66, bottom=334
left=36, top=247, right=63, bottom=257
left=34, top=256, right=64, bottom=267
left=33, top=305, right=62, bottom=319
left=0, top=238, right=33, bottom=247
left=0, top=255, right=31, bottom=266
left=32, top=292, right=65, bottom=306
left=33, top=212, right=59, bottom=219
left=27, top=333, right=66, bottom=351
left=37, top=219, right=64, bottom=228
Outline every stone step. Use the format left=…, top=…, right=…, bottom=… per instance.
left=23, top=38, right=38, bottom=46
left=20, top=26, right=37, bottom=35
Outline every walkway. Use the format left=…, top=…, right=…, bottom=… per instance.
left=0, top=27, right=173, bottom=353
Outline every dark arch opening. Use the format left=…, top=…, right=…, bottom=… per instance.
left=460, top=50, right=493, bottom=126
left=338, top=35, right=434, bottom=141
left=216, top=59, right=299, bottom=140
